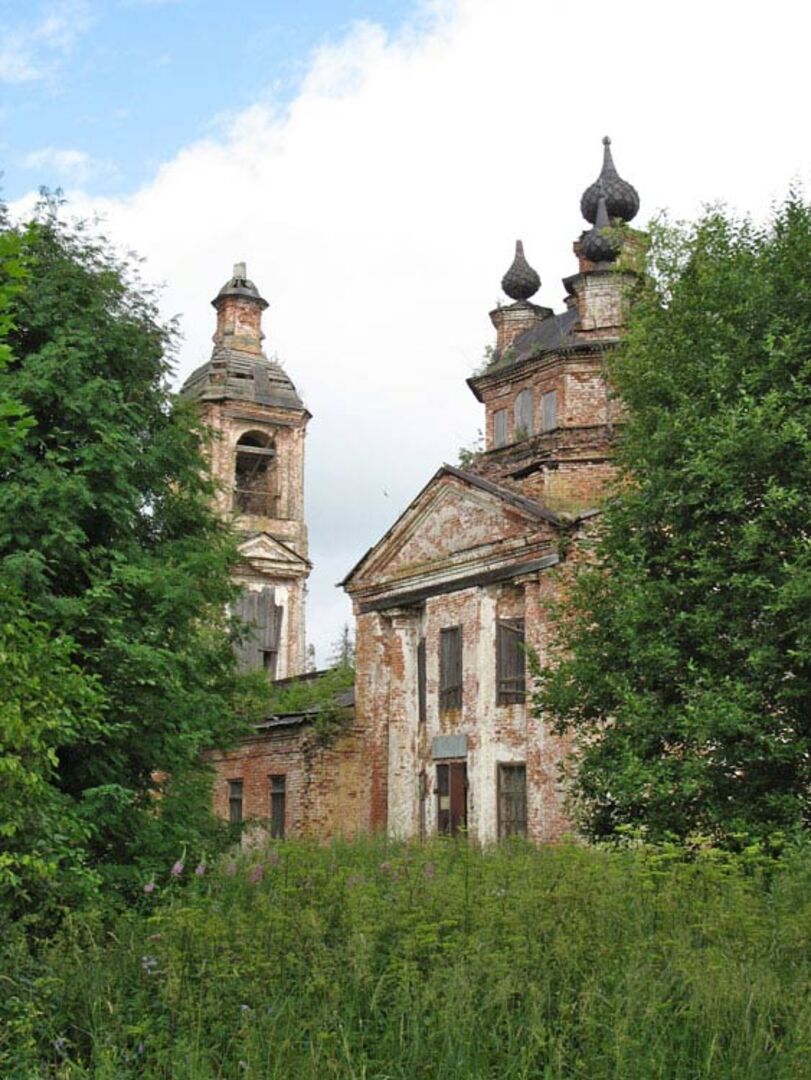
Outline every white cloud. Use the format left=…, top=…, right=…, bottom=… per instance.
left=23, top=146, right=97, bottom=183
left=0, top=1, right=92, bottom=84
left=11, top=0, right=811, bottom=661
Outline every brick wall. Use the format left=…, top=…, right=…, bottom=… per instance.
left=205, top=722, right=366, bottom=840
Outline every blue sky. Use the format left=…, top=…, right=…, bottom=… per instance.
left=1, top=0, right=418, bottom=200
left=5, top=0, right=809, bottom=661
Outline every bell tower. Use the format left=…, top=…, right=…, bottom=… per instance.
left=181, top=263, right=311, bottom=678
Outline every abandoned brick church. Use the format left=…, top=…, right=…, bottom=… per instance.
left=184, top=137, right=642, bottom=843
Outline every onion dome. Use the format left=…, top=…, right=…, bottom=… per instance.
left=580, top=193, right=621, bottom=263
left=211, top=261, right=268, bottom=309
left=501, top=240, right=541, bottom=302
left=580, top=137, right=639, bottom=224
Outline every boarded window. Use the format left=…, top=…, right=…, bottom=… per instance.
left=514, top=389, right=534, bottom=439
left=496, top=618, right=525, bottom=704
left=436, top=761, right=467, bottom=835
left=498, top=764, right=527, bottom=838
left=234, top=587, right=284, bottom=676
left=417, top=637, right=427, bottom=725
left=269, top=774, right=286, bottom=839
left=234, top=431, right=279, bottom=516
left=493, top=409, right=508, bottom=448
left=541, top=389, right=557, bottom=432
left=228, top=779, right=243, bottom=824
left=439, top=626, right=463, bottom=711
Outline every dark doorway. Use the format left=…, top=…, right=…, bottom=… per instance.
left=436, top=761, right=467, bottom=835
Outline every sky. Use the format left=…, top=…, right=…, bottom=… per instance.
left=5, top=0, right=811, bottom=664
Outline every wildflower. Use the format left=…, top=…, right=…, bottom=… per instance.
left=424, top=862, right=435, bottom=880
left=248, top=864, right=264, bottom=884
left=225, top=861, right=237, bottom=876
left=379, top=861, right=391, bottom=874
left=170, top=859, right=184, bottom=877
left=141, top=954, right=158, bottom=974
left=194, top=863, right=206, bottom=877
left=143, top=881, right=156, bottom=894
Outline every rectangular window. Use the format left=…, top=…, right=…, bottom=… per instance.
left=498, top=764, right=527, bottom=838
left=542, top=389, right=557, bottom=432
left=269, top=774, right=286, bottom=839
left=228, top=779, right=244, bottom=824
left=496, top=618, right=526, bottom=704
left=439, top=626, right=463, bottom=711
left=417, top=637, right=427, bottom=725
left=436, top=761, right=467, bottom=835
left=493, top=409, right=508, bottom=448
left=514, top=389, right=534, bottom=438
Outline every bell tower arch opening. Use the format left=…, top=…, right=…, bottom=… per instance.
left=234, top=430, right=279, bottom=517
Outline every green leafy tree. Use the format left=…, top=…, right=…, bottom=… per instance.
left=535, top=196, right=811, bottom=844
left=0, top=200, right=248, bottom=896
left=0, top=585, right=105, bottom=926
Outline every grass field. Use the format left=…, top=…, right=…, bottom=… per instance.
left=3, top=836, right=810, bottom=1078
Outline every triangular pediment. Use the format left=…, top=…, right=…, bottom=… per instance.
left=344, top=466, right=560, bottom=591
left=238, top=532, right=311, bottom=576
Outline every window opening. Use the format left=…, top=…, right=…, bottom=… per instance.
left=234, top=431, right=279, bottom=516
left=541, top=390, right=557, bottom=432
left=496, top=618, right=526, bottom=704
left=417, top=638, right=427, bottom=725
left=269, top=774, right=286, bottom=839
left=493, top=409, right=508, bottom=448
left=228, top=779, right=244, bottom=824
left=498, top=764, right=527, bottom=838
left=514, top=389, right=534, bottom=439
left=439, top=626, right=463, bottom=711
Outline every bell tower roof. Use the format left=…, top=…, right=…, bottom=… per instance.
left=180, top=262, right=306, bottom=413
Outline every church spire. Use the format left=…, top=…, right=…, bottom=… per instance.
left=500, top=240, right=541, bottom=302
left=580, top=136, right=639, bottom=225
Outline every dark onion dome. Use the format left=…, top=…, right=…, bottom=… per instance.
left=580, top=194, right=621, bottom=263
left=580, top=136, right=639, bottom=224
left=501, top=240, right=541, bottom=302
left=211, top=261, right=268, bottom=309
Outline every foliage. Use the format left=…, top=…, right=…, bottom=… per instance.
left=0, top=585, right=106, bottom=927
left=0, top=214, right=33, bottom=459
left=327, top=621, right=355, bottom=668
left=0, top=198, right=248, bottom=903
left=535, top=195, right=811, bottom=844
left=266, top=663, right=355, bottom=744
left=457, top=428, right=484, bottom=469
left=2, top=836, right=810, bottom=1078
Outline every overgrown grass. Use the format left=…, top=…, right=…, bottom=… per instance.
left=3, top=837, right=810, bottom=1078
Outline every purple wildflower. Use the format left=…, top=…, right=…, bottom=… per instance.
left=170, top=860, right=184, bottom=877
left=248, top=864, right=264, bottom=884
left=194, top=863, right=206, bottom=877
left=143, top=881, right=156, bottom=894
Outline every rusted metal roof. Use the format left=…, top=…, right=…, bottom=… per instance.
left=180, top=345, right=305, bottom=411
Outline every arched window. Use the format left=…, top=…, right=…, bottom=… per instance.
left=234, top=431, right=278, bottom=516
